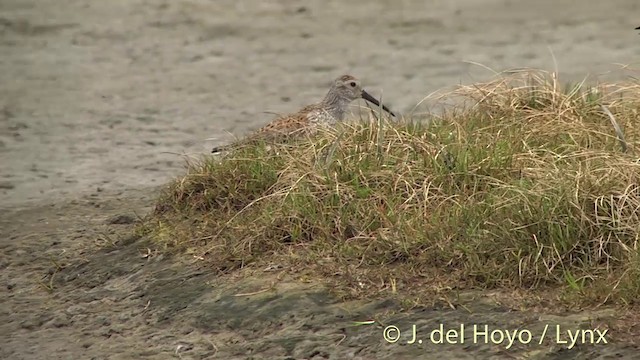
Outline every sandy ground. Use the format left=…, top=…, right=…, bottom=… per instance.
left=1, top=0, right=640, bottom=359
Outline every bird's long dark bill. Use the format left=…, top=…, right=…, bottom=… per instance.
left=361, top=90, right=395, bottom=117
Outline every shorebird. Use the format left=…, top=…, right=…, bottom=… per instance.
left=211, top=75, right=395, bottom=154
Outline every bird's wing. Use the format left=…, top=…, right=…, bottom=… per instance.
left=211, top=109, right=314, bottom=154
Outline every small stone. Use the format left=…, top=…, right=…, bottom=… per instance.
left=106, top=214, right=137, bottom=225
left=48, top=314, right=71, bottom=328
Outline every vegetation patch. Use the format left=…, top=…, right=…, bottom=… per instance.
left=143, top=70, right=640, bottom=307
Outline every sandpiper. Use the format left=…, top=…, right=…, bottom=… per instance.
left=211, top=75, right=394, bottom=153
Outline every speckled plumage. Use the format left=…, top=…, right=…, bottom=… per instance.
left=211, top=75, right=394, bottom=154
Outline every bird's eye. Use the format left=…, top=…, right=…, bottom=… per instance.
left=349, top=81, right=356, bottom=87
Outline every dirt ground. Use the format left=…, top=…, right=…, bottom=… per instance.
left=2, top=0, right=640, bottom=359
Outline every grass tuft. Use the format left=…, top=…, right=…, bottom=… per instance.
left=144, top=70, right=640, bottom=306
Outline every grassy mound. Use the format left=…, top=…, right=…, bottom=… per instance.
left=145, top=70, right=640, bottom=306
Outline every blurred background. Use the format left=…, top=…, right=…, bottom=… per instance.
left=1, top=0, right=639, bottom=206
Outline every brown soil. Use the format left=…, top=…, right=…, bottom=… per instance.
left=2, top=0, right=639, bottom=359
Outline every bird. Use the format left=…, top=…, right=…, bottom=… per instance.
left=211, top=75, right=395, bottom=154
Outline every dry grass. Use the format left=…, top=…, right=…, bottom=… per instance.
left=143, top=70, right=640, bottom=307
